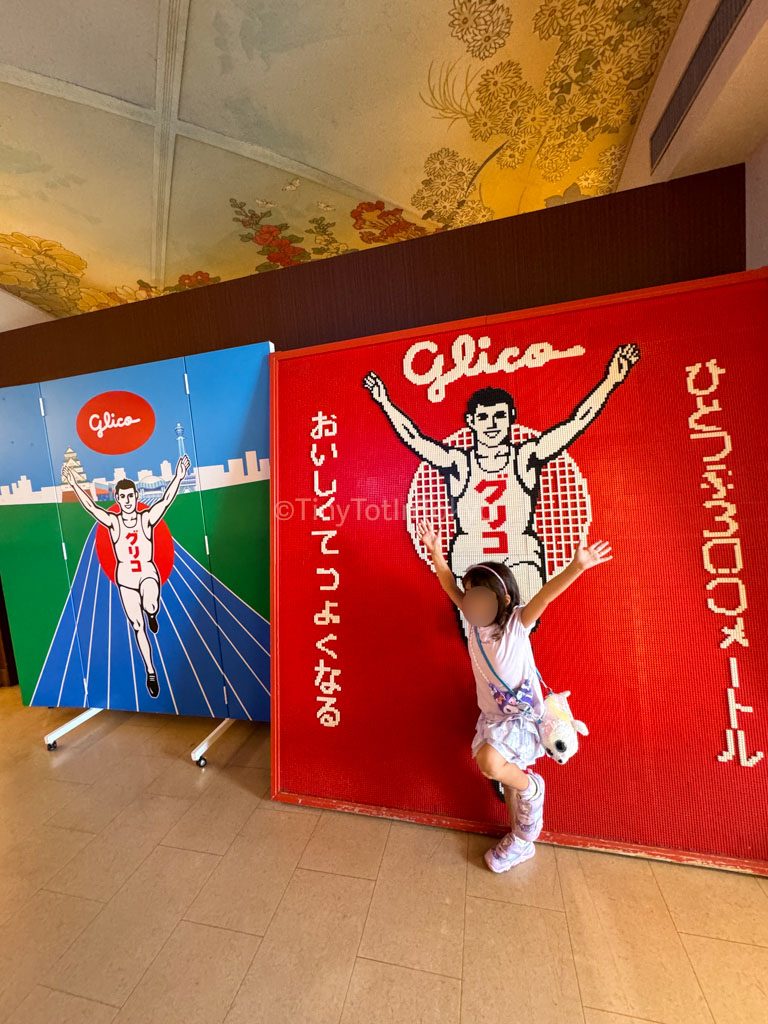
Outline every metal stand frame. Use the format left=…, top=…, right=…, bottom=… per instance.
left=190, top=717, right=235, bottom=768
left=43, top=707, right=103, bottom=750
left=43, top=707, right=237, bottom=769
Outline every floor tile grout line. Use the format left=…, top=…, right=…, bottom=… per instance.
left=353, top=953, right=463, bottom=984
left=231, top=799, right=316, bottom=842
left=245, top=804, right=325, bottom=946
left=459, top=832, right=469, bottom=1023
left=111, top=905, right=216, bottom=1014
left=581, top=1006, right=668, bottom=1024
left=335, top=821, right=388, bottom=1024
left=220, top=935, right=263, bottom=1021
left=559, top=846, right=636, bottom=1013
left=676, top=929, right=768, bottom=949
left=351, top=819, right=390, bottom=946
left=368, top=817, right=392, bottom=880
left=179, top=916, right=266, bottom=940
left=38, top=830, right=217, bottom=1000
left=0, top=888, right=107, bottom=1019
left=295, top=861, right=386, bottom=882
left=648, top=859, right=719, bottom=1024
left=159, top=832, right=239, bottom=858
left=333, top=947, right=362, bottom=1024
left=0, top=829, right=106, bottom=940
left=553, top=848, right=587, bottom=1024
left=42, top=756, right=182, bottom=838
left=104, top=843, right=224, bottom=1012
left=31, top=778, right=96, bottom=816
left=355, top=951, right=463, bottom=982
left=156, top=776, right=268, bottom=858
left=215, top=806, right=324, bottom=1021
left=40, top=882, right=110, bottom=905
left=32, top=982, right=124, bottom=1011
left=27, top=977, right=123, bottom=1011
left=467, top=891, right=567, bottom=913
left=42, top=819, right=102, bottom=838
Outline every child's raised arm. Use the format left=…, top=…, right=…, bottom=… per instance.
left=416, top=519, right=465, bottom=609
left=520, top=538, right=612, bottom=630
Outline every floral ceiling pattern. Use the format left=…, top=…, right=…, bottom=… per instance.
left=0, top=0, right=687, bottom=320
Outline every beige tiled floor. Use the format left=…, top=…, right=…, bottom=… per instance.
left=0, top=686, right=765, bottom=1024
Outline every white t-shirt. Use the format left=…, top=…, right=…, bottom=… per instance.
left=467, top=603, right=544, bottom=718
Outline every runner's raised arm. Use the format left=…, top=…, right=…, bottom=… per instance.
left=520, top=344, right=641, bottom=468
left=146, top=455, right=190, bottom=527
left=363, top=371, right=466, bottom=476
left=62, top=466, right=113, bottom=528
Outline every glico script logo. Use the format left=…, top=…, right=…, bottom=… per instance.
left=76, top=391, right=156, bottom=454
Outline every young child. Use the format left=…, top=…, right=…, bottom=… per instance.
left=416, top=518, right=612, bottom=873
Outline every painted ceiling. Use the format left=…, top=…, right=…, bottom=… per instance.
left=0, top=0, right=687, bottom=319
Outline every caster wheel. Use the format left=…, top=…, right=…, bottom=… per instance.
left=197, top=756, right=207, bottom=768
left=47, top=741, right=58, bottom=751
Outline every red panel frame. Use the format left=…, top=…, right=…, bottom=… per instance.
left=271, top=267, right=768, bottom=875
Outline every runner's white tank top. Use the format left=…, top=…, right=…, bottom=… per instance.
left=113, top=513, right=158, bottom=589
left=452, top=448, right=542, bottom=568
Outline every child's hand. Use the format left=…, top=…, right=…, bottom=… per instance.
left=571, top=538, right=612, bottom=571
left=416, top=518, right=441, bottom=555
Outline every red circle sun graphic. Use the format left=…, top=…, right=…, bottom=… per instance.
left=94, top=503, right=174, bottom=583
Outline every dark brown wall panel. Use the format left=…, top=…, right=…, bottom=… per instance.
left=0, top=164, right=745, bottom=388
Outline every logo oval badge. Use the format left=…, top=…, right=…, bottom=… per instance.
left=76, top=391, right=155, bottom=454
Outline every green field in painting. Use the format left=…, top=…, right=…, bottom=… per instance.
left=196, top=480, right=270, bottom=620
left=0, top=503, right=73, bottom=702
left=0, top=480, right=270, bottom=703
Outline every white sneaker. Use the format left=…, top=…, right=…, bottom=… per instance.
left=484, top=832, right=536, bottom=873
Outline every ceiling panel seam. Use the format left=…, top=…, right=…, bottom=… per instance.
left=0, top=62, right=156, bottom=124
left=172, top=120, right=409, bottom=212
left=151, top=0, right=191, bottom=286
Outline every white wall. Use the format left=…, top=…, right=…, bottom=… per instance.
left=0, top=289, right=54, bottom=332
left=619, top=0, right=721, bottom=192
left=618, top=0, right=768, bottom=274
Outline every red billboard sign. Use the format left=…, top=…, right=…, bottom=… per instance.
left=271, top=269, right=768, bottom=874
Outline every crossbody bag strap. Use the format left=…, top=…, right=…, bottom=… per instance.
left=473, top=626, right=516, bottom=695
left=532, top=664, right=554, bottom=696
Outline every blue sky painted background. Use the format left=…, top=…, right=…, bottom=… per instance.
left=0, top=342, right=271, bottom=491
left=0, top=383, right=55, bottom=492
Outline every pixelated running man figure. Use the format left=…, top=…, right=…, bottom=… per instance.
left=62, top=454, right=191, bottom=698
left=363, top=345, right=640, bottom=605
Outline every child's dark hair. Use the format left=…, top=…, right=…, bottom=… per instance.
left=462, top=561, right=520, bottom=639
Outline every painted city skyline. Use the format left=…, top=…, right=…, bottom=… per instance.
left=0, top=436, right=270, bottom=505
left=0, top=344, right=271, bottom=503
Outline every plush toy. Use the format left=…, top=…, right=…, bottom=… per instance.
left=537, top=690, right=588, bottom=764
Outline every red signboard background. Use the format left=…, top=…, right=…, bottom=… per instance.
left=271, top=269, right=768, bottom=874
